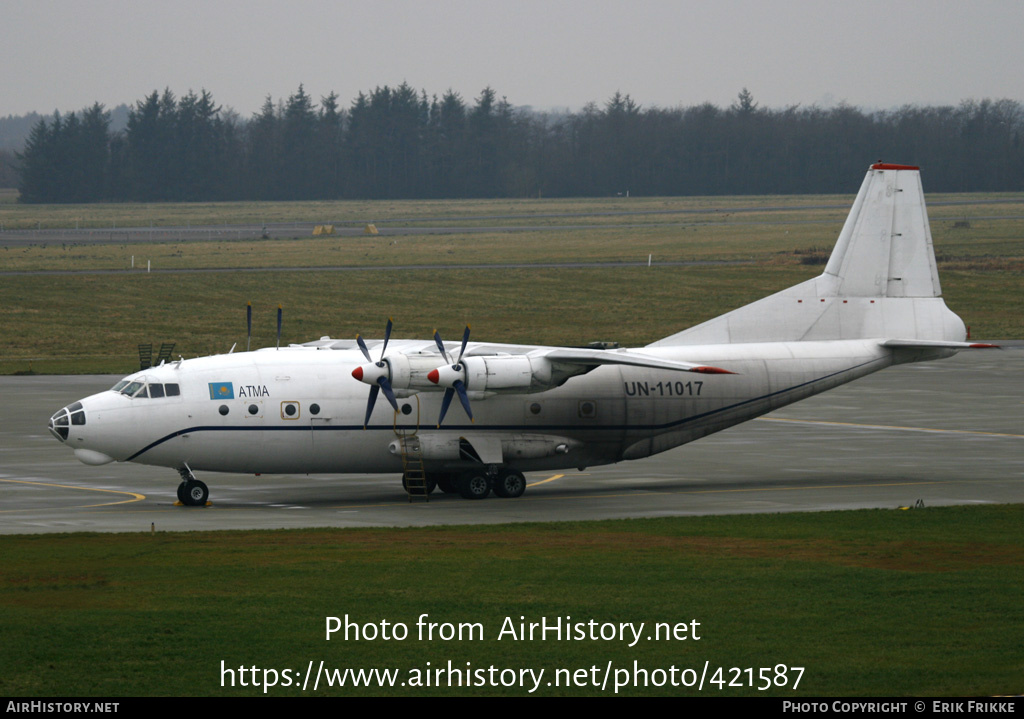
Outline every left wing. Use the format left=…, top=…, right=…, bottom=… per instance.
left=541, top=347, right=734, bottom=374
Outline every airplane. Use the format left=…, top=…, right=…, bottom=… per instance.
left=48, top=163, right=995, bottom=506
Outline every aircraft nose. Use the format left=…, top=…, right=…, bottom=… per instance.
left=48, top=401, right=85, bottom=443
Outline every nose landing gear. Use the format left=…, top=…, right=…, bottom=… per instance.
left=176, top=464, right=209, bottom=507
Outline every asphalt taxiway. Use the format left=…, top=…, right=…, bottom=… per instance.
left=2, top=345, right=1021, bottom=534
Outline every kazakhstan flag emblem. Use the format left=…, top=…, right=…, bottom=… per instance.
left=209, top=382, right=235, bottom=400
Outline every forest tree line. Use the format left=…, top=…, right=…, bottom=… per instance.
left=12, top=85, right=1024, bottom=203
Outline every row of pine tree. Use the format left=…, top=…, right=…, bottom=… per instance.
left=15, top=85, right=1024, bottom=203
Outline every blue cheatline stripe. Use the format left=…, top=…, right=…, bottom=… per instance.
left=125, top=357, right=884, bottom=462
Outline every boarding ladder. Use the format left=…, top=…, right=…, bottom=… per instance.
left=394, top=397, right=428, bottom=502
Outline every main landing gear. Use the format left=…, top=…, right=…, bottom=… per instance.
left=418, top=468, right=527, bottom=500
left=176, top=465, right=209, bottom=507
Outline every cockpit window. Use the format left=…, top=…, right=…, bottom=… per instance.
left=116, top=378, right=180, bottom=399
left=121, top=381, right=145, bottom=397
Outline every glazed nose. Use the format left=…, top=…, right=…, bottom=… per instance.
left=48, top=402, right=86, bottom=442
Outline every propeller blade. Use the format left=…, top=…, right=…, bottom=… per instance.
left=246, top=302, right=252, bottom=352
left=363, top=385, right=380, bottom=429
left=276, top=304, right=283, bottom=349
left=437, top=388, right=455, bottom=427
left=433, top=329, right=449, bottom=363
left=457, top=325, right=470, bottom=365
left=357, top=319, right=396, bottom=428
left=355, top=334, right=372, bottom=363
left=380, top=318, right=393, bottom=360
left=454, top=380, right=474, bottom=422
left=377, top=375, right=399, bottom=411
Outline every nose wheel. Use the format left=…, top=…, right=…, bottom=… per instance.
left=177, top=479, right=209, bottom=506
left=176, top=465, right=209, bottom=506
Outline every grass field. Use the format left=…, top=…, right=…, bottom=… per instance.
left=0, top=505, right=1020, bottom=696
left=1, top=193, right=1021, bottom=374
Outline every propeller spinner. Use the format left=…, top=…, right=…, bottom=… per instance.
left=351, top=318, right=399, bottom=428
left=428, top=326, right=474, bottom=427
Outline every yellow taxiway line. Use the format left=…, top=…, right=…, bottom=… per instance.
left=0, top=478, right=146, bottom=509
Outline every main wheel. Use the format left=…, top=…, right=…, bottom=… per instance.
left=458, top=473, right=491, bottom=500
left=181, top=479, right=209, bottom=507
left=435, top=474, right=458, bottom=494
left=402, top=474, right=437, bottom=495
left=493, top=469, right=526, bottom=499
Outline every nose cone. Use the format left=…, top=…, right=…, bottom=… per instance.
left=50, top=398, right=117, bottom=465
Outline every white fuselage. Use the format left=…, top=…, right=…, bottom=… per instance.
left=53, top=338, right=922, bottom=478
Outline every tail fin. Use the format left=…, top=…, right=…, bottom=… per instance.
left=825, top=163, right=942, bottom=298
left=651, top=163, right=966, bottom=347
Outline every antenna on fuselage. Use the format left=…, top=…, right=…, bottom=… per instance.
left=276, top=304, right=282, bottom=350
left=246, top=302, right=252, bottom=352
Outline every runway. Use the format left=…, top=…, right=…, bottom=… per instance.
left=2, top=345, right=1021, bottom=534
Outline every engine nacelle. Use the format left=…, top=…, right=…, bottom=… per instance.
left=461, top=355, right=551, bottom=390
left=427, top=355, right=557, bottom=393
left=368, top=352, right=580, bottom=395
left=375, top=352, right=450, bottom=392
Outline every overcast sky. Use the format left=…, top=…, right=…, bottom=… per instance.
left=3, top=0, right=1022, bottom=118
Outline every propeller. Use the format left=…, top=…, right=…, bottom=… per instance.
left=428, top=326, right=473, bottom=427
left=276, top=304, right=282, bottom=349
left=351, top=318, right=399, bottom=428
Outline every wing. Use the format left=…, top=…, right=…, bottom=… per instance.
left=540, top=347, right=734, bottom=374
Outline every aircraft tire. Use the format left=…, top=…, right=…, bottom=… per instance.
left=458, top=473, right=491, bottom=500
left=182, top=479, right=209, bottom=507
left=435, top=474, right=458, bottom=494
left=402, top=474, right=437, bottom=495
left=176, top=482, right=188, bottom=504
left=493, top=469, right=526, bottom=499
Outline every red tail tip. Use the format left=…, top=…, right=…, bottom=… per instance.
left=870, top=162, right=920, bottom=171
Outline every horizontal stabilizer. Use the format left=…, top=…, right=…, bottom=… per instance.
left=880, top=339, right=999, bottom=350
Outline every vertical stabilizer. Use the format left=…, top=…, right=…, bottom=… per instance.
left=652, top=163, right=965, bottom=347
left=825, top=163, right=942, bottom=298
